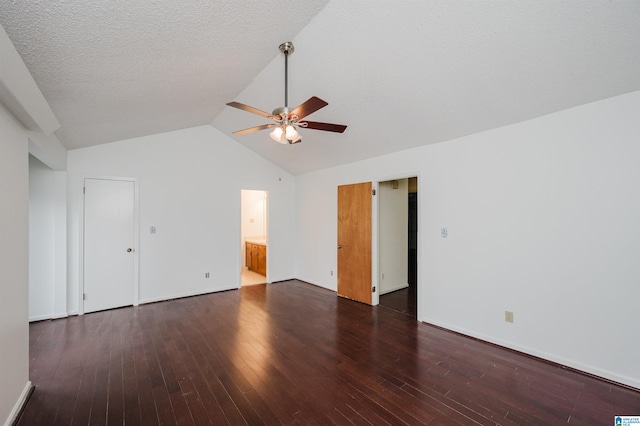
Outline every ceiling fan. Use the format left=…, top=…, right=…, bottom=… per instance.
left=226, top=42, right=347, bottom=144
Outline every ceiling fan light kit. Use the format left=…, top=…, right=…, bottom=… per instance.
left=227, top=42, right=347, bottom=145
left=270, top=123, right=300, bottom=144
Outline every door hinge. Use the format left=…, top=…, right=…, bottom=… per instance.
left=83, top=293, right=86, bottom=300
left=372, top=286, right=376, bottom=292
left=372, top=189, right=376, bottom=196
left=83, top=187, right=86, bottom=194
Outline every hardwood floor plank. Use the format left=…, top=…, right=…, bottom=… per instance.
left=50, top=369, right=81, bottom=426
left=18, top=280, right=640, bottom=426
left=72, top=365, right=97, bottom=425
left=88, top=341, right=110, bottom=425
left=107, top=333, right=125, bottom=425
left=324, top=407, right=356, bottom=425
left=132, top=334, right=159, bottom=424
left=336, top=365, right=433, bottom=425
left=242, top=389, right=282, bottom=425
left=234, top=362, right=297, bottom=424
left=122, top=336, right=142, bottom=425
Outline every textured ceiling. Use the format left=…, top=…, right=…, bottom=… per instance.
left=2, top=1, right=640, bottom=175
left=0, top=0, right=329, bottom=150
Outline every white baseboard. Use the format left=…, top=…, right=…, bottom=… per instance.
left=379, top=282, right=409, bottom=295
left=4, top=381, right=33, bottom=426
left=294, top=276, right=336, bottom=292
left=138, top=285, right=239, bottom=305
left=28, top=313, right=52, bottom=322
left=28, top=312, right=69, bottom=322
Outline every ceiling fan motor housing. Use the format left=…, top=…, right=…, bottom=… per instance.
left=271, top=106, right=295, bottom=124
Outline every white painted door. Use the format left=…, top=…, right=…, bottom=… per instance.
left=83, top=178, right=135, bottom=313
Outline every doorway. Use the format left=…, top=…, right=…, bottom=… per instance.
left=378, top=177, right=417, bottom=317
left=28, top=155, right=66, bottom=321
left=240, top=189, right=268, bottom=286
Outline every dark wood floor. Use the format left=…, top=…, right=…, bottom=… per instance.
left=18, top=280, right=640, bottom=425
left=379, top=246, right=417, bottom=317
left=379, top=287, right=416, bottom=318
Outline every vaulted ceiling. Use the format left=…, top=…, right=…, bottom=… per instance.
left=2, top=1, right=639, bottom=175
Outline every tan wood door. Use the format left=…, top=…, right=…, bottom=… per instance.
left=337, top=182, right=372, bottom=304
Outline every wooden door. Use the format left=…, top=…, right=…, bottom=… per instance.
left=258, top=245, right=267, bottom=276
left=245, top=244, right=252, bottom=269
left=337, top=182, right=372, bottom=304
left=251, top=245, right=259, bottom=271
left=84, top=178, right=135, bottom=313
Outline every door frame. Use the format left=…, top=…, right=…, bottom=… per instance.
left=373, top=173, right=421, bottom=317
left=79, top=176, right=139, bottom=314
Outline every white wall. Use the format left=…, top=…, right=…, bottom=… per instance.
left=0, top=102, right=31, bottom=425
left=295, top=90, right=640, bottom=388
left=379, top=179, right=409, bottom=294
left=28, top=155, right=67, bottom=321
left=28, top=131, right=67, bottom=171
left=67, top=125, right=295, bottom=311
left=28, top=155, right=53, bottom=318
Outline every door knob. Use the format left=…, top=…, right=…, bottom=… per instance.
left=337, top=245, right=342, bottom=249
left=127, top=248, right=133, bottom=252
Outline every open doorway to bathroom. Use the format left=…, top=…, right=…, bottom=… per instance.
left=240, top=189, right=268, bottom=286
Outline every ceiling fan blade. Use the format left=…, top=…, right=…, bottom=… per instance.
left=226, top=101, right=272, bottom=118
left=290, top=96, right=328, bottom=120
left=233, top=123, right=276, bottom=135
left=299, top=121, right=347, bottom=133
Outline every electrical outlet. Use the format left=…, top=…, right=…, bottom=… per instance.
left=205, top=272, right=210, bottom=278
left=505, top=311, right=514, bottom=323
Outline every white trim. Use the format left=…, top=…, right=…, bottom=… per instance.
left=29, top=314, right=54, bottom=322
left=138, top=285, right=238, bottom=305
left=4, top=381, right=32, bottom=426
left=77, top=176, right=85, bottom=314
left=237, top=190, right=242, bottom=288
left=80, top=176, right=140, bottom=314
left=132, top=179, right=140, bottom=305
left=371, top=181, right=379, bottom=306
left=379, top=283, right=409, bottom=296
left=28, top=312, right=69, bottom=322
left=265, top=190, right=270, bottom=285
